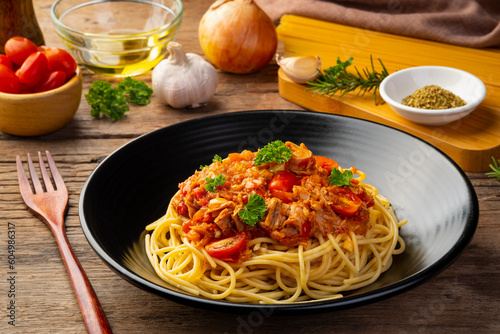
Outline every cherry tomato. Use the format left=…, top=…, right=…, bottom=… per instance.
left=16, top=52, right=48, bottom=87
left=268, top=171, right=299, bottom=203
left=35, top=70, right=67, bottom=93
left=19, top=83, right=35, bottom=94
left=315, top=155, right=338, bottom=172
left=0, top=64, right=22, bottom=93
left=44, top=48, right=77, bottom=78
left=331, top=187, right=362, bottom=216
left=205, top=232, right=247, bottom=261
left=0, top=55, right=13, bottom=69
left=269, top=171, right=299, bottom=192
left=4, top=36, right=38, bottom=66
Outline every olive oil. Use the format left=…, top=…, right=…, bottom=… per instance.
left=70, top=34, right=169, bottom=77
left=53, top=0, right=182, bottom=77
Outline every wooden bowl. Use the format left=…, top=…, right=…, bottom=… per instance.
left=0, top=66, right=82, bottom=136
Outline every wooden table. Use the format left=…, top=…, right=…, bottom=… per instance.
left=1, top=1, right=499, bottom=333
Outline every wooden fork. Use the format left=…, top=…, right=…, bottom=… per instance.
left=16, top=151, right=112, bottom=334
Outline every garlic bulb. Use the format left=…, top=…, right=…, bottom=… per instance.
left=152, top=42, right=218, bottom=109
left=277, top=55, right=322, bottom=84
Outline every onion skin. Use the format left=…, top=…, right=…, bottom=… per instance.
left=198, top=0, right=278, bottom=74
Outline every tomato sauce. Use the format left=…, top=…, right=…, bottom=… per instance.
left=173, top=142, right=374, bottom=262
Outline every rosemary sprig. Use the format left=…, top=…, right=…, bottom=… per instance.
left=306, top=55, right=389, bottom=105
left=485, top=156, right=500, bottom=182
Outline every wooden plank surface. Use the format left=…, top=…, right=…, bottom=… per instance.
left=277, top=15, right=500, bottom=172
left=0, top=2, right=499, bottom=334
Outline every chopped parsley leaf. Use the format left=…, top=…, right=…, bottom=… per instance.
left=205, top=174, right=226, bottom=192
left=329, top=168, right=353, bottom=186
left=238, top=194, right=267, bottom=226
left=213, top=155, right=223, bottom=163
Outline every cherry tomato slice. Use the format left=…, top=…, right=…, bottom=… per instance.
left=331, top=187, right=362, bottom=216
left=4, top=36, right=38, bottom=66
left=268, top=171, right=299, bottom=192
left=0, top=64, right=22, bottom=94
left=16, top=52, right=48, bottom=87
left=268, top=171, right=299, bottom=203
left=268, top=173, right=298, bottom=203
left=0, top=55, right=13, bottom=69
left=315, top=155, right=338, bottom=172
left=205, top=232, right=247, bottom=260
left=270, top=189, right=294, bottom=203
left=34, top=70, right=66, bottom=93
left=44, top=48, right=77, bottom=79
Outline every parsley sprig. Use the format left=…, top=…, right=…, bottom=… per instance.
left=486, top=156, right=500, bottom=182
left=85, top=77, right=153, bottom=121
left=306, top=55, right=389, bottom=105
left=329, top=168, right=353, bottom=186
left=200, top=155, right=223, bottom=170
left=85, top=81, right=129, bottom=121
left=118, top=77, right=153, bottom=105
left=238, top=194, right=267, bottom=226
left=205, top=174, right=226, bottom=192
left=254, top=140, right=293, bottom=166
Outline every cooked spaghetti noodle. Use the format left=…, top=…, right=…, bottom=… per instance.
left=145, top=141, right=406, bottom=304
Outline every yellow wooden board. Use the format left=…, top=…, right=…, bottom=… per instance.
left=277, top=15, right=500, bottom=172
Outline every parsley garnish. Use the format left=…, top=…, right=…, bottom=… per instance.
left=200, top=155, right=224, bottom=170
left=486, top=156, right=500, bottom=182
left=329, top=168, right=353, bottom=186
left=238, top=194, right=267, bottom=226
left=254, top=140, right=293, bottom=166
left=85, top=81, right=129, bottom=121
left=117, top=77, right=153, bottom=105
left=85, top=77, right=152, bottom=121
left=205, top=174, right=226, bottom=192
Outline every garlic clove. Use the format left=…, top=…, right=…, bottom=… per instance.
left=277, top=55, right=322, bottom=84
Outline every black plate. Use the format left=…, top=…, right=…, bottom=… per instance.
left=79, top=110, right=478, bottom=314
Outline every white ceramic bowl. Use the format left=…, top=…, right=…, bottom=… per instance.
left=380, top=66, right=486, bottom=126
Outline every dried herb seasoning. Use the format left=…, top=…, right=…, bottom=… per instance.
left=402, top=85, right=466, bottom=110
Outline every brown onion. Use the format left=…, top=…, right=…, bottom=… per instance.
left=198, top=0, right=278, bottom=74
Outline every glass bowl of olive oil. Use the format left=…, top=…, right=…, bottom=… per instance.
left=51, top=0, right=183, bottom=77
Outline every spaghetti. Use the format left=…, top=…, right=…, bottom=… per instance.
left=145, top=141, right=406, bottom=304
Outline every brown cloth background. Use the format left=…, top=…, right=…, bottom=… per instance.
left=254, top=0, right=500, bottom=48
